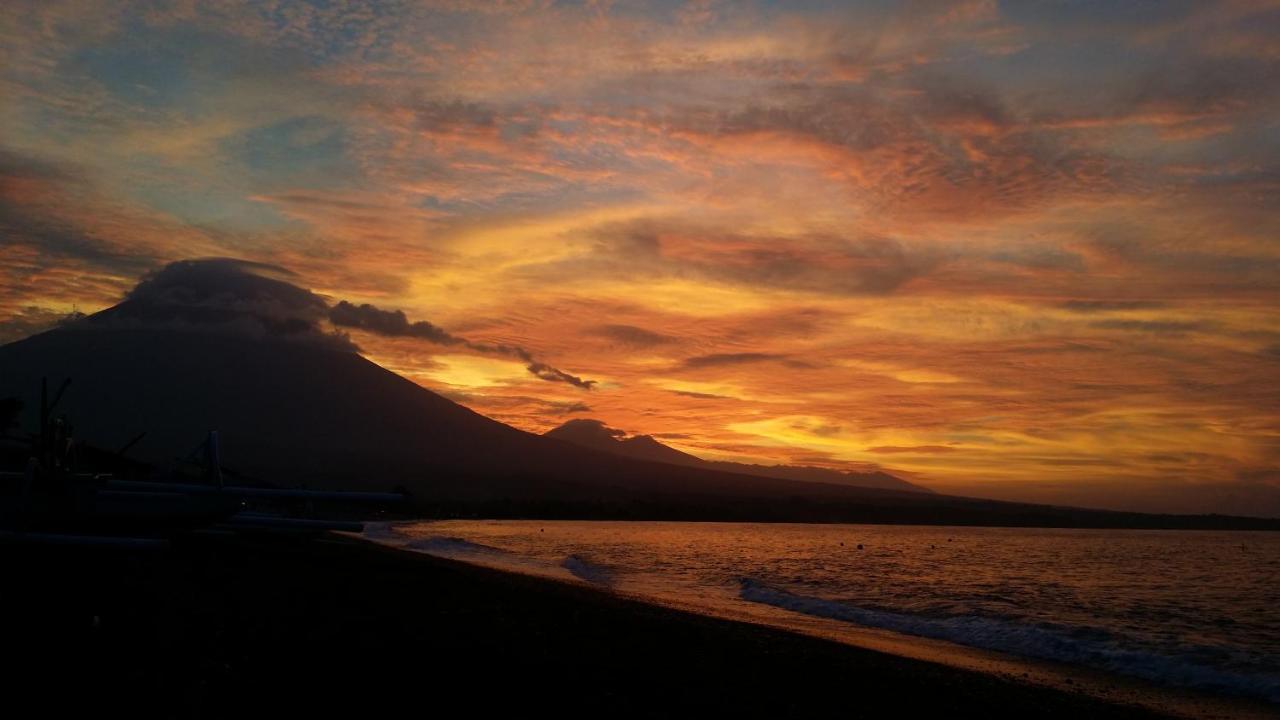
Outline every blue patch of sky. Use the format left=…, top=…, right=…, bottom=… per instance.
left=68, top=17, right=340, bottom=117
left=160, top=114, right=362, bottom=229
left=997, top=0, right=1195, bottom=32
left=256, top=0, right=397, bottom=61
left=55, top=18, right=364, bottom=232
left=936, top=37, right=1156, bottom=118
left=71, top=30, right=196, bottom=110
left=118, top=153, right=294, bottom=230
left=231, top=115, right=354, bottom=181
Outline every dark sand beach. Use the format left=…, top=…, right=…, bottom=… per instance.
left=0, top=532, right=1216, bottom=719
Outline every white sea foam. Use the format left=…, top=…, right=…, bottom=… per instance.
left=561, top=554, right=614, bottom=585
left=405, top=536, right=508, bottom=556
left=739, top=579, right=1280, bottom=703
left=361, top=521, right=401, bottom=540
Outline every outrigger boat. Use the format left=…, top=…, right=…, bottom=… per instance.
left=0, top=378, right=403, bottom=546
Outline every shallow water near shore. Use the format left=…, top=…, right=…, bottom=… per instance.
left=370, top=520, right=1280, bottom=712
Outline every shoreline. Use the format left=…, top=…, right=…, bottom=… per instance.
left=2, top=531, right=1272, bottom=718
left=362, top=532, right=1278, bottom=720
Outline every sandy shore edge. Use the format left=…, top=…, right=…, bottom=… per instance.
left=356, top=531, right=1278, bottom=720
left=2, top=531, right=1273, bottom=718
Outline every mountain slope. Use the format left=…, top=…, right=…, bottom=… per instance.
left=1, top=259, right=1273, bottom=528
left=546, top=419, right=931, bottom=493
left=0, top=323, right=939, bottom=504
left=5, top=323, right=1278, bottom=527
left=545, top=419, right=706, bottom=466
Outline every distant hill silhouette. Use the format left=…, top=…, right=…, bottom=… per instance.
left=546, top=419, right=931, bottom=493
left=1, top=259, right=1275, bottom=529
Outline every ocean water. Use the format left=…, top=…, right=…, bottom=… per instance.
left=368, top=520, right=1280, bottom=705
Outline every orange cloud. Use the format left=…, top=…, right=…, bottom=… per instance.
left=1, top=0, right=1278, bottom=514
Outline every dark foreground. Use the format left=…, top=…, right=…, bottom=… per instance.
left=0, top=534, right=1176, bottom=719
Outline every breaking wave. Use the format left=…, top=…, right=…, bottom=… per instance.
left=561, top=554, right=614, bottom=586
left=404, top=536, right=510, bottom=556
left=738, top=578, right=1280, bottom=704
left=361, top=521, right=401, bottom=540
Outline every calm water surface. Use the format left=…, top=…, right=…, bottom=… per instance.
left=369, top=521, right=1280, bottom=704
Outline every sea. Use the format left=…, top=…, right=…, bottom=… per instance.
left=365, top=520, right=1280, bottom=706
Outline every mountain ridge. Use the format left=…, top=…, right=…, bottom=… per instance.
left=2, top=259, right=1275, bottom=529
left=545, top=418, right=931, bottom=494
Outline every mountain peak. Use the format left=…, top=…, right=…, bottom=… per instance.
left=84, top=258, right=352, bottom=349
left=545, top=418, right=626, bottom=446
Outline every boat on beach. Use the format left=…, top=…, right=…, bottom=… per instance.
left=0, top=377, right=402, bottom=545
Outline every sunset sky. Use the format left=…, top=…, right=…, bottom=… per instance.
left=2, top=1, right=1278, bottom=513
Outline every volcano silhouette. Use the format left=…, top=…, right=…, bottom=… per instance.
left=2, top=260, right=1273, bottom=528
left=0, top=260, right=921, bottom=504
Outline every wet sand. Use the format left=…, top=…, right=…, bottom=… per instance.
left=0, top=533, right=1236, bottom=718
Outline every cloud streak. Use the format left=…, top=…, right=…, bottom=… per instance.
left=329, top=301, right=595, bottom=389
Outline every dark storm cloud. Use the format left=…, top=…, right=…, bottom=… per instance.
left=1129, top=55, right=1280, bottom=118
left=908, top=77, right=1016, bottom=131
left=0, top=149, right=154, bottom=278
left=1032, top=52, right=1280, bottom=142
left=1059, top=300, right=1168, bottom=313
left=668, top=389, right=731, bottom=400
left=329, top=301, right=464, bottom=346
left=91, top=258, right=353, bottom=348
left=126, top=259, right=323, bottom=312
left=1090, top=319, right=1213, bottom=335
left=0, top=147, right=172, bottom=315
left=711, top=90, right=902, bottom=152
left=0, top=147, right=80, bottom=182
left=670, top=78, right=1124, bottom=216
left=59, top=260, right=597, bottom=388
left=403, top=99, right=500, bottom=132
left=0, top=198, right=154, bottom=275
left=330, top=300, right=596, bottom=390
left=867, top=445, right=957, bottom=454
left=525, top=362, right=596, bottom=390
left=5, top=0, right=1279, bottom=514
left=556, top=223, right=933, bottom=298
left=710, top=238, right=925, bottom=295
left=592, top=324, right=677, bottom=347
left=547, top=400, right=592, bottom=414
left=679, top=352, right=785, bottom=369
